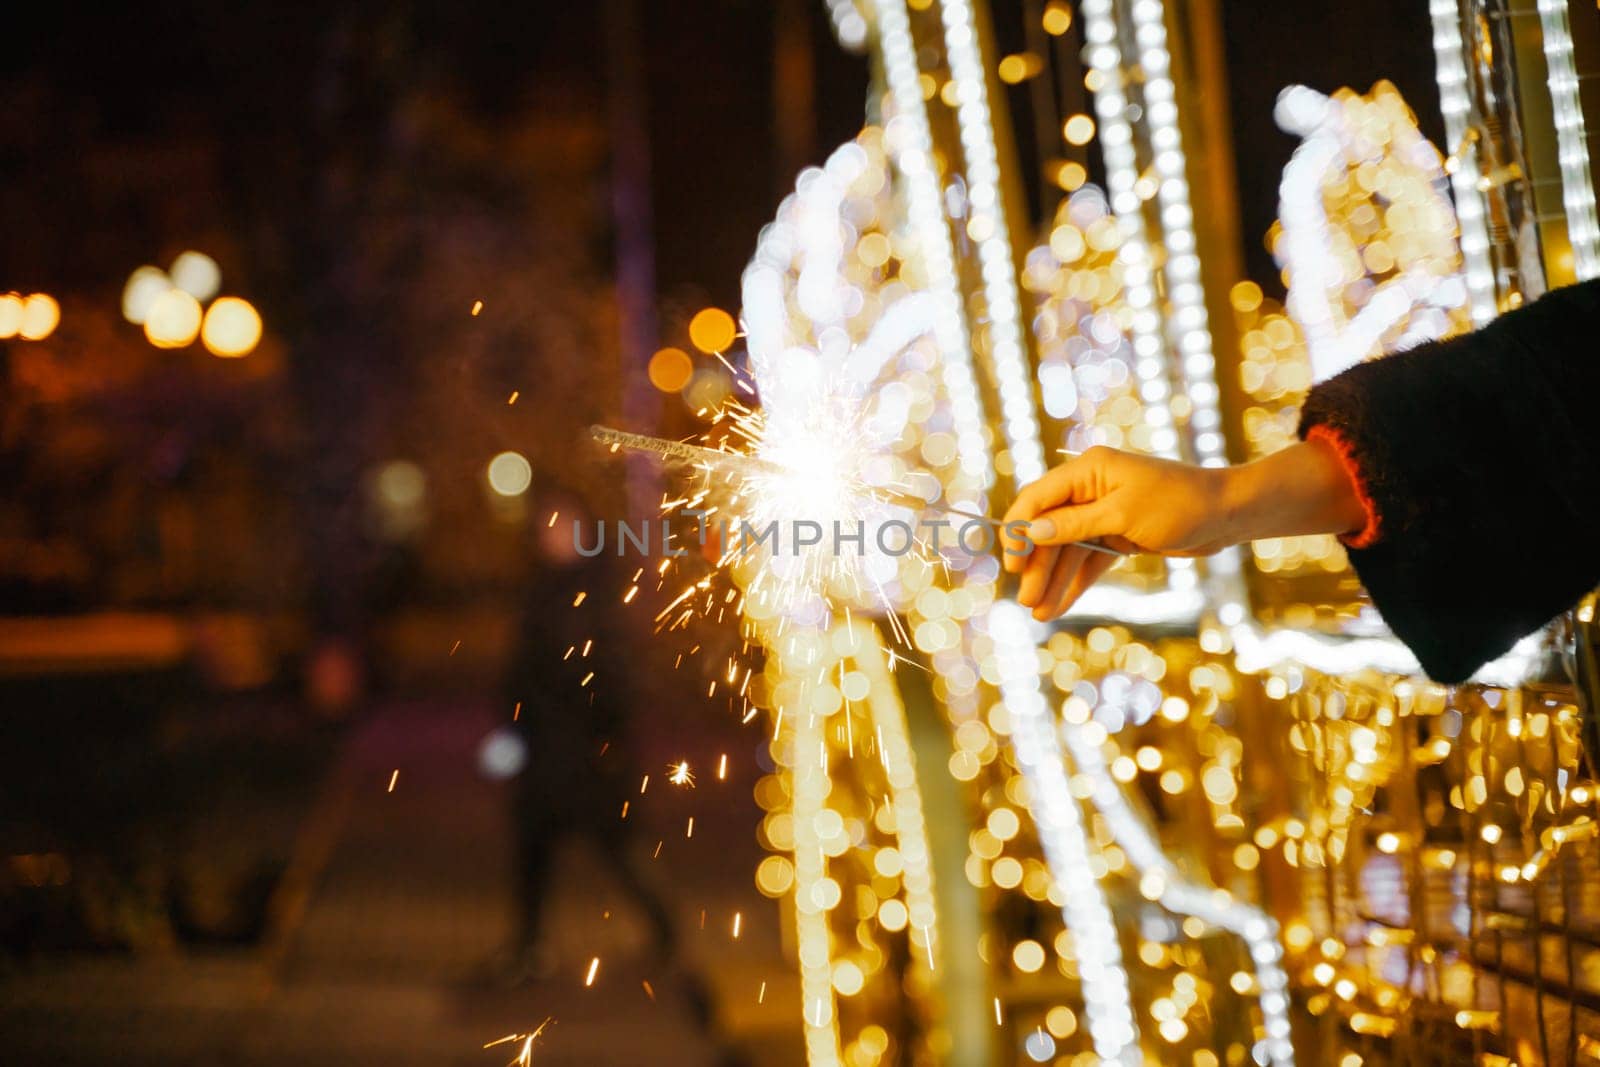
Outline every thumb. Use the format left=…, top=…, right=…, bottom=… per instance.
left=1026, top=497, right=1121, bottom=547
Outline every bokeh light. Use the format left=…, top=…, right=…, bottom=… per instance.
left=170, top=251, right=221, bottom=302
left=122, top=266, right=170, bottom=324
left=998, top=53, right=1043, bottom=85
left=647, top=346, right=694, bottom=392
left=0, top=293, right=22, bottom=338
left=19, top=294, right=59, bottom=340
left=1063, top=113, right=1096, bottom=146
left=1042, top=0, right=1072, bottom=35
left=201, top=296, right=263, bottom=357
left=688, top=306, right=737, bottom=354
left=1051, top=160, right=1088, bottom=191
left=144, top=289, right=203, bottom=348
left=683, top=367, right=733, bottom=412
left=485, top=451, right=533, bottom=497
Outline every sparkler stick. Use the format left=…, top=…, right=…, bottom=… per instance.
left=588, top=425, right=1122, bottom=556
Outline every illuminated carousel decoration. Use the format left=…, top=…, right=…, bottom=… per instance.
left=694, top=0, right=1600, bottom=1063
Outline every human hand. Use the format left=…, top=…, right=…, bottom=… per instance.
left=1000, top=447, right=1234, bottom=621
left=999, top=439, right=1367, bottom=621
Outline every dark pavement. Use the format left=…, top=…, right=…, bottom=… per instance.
left=0, top=697, right=805, bottom=1065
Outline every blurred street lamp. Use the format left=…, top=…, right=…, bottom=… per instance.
left=122, top=266, right=170, bottom=324
left=486, top=451, right=533, bottom=497
left=647, top=346, right=694, bottom=392
left=0, top=292, right=59, bottom=341
left=19, top=294, right=60, bottom=340
left=0, top=293, right=25, bottom=338
left=201, top=296, right=262, bottom=357
left=126, top=257, right=261, bottom=356
left=144, top=288, right=203, bottom=348
left=170, top=251, right=221, bottom=303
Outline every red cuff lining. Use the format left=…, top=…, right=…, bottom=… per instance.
left=1305, top=425, right=1382, bottom=549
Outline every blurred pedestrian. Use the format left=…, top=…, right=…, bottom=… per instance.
left=493, top=486, right=675, bottom=981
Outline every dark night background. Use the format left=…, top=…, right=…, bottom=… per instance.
left=0, top=3, right=1434, bottom=1064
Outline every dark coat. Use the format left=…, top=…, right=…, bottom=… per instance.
left=1298, top=278, right=1600, bottom=682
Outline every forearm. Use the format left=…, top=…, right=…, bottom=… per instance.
left=1218, top=438, right=1367, bottom=545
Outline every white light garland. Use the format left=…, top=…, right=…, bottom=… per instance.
left=1077, top=0, right=1217, bottom=602
left=1077, top=0, right=1182, bottom=463
left=1536, top=0, right=1600, bottom=281
left=1229, top=616, right=1421, bottom=677
left=852, top=622, right=940, bottom=971
left=873, top=0, right=993, bottom=489
left=936, top=0, right=1047, bottom=484
left=1060, top=714, right=1294, bottom=1067
left=790, top=646, right=844, bottom=1067
left=1123, top=0, right=1228, bottom=469
left=1080, top=0, right=1248, bottom=608
left=991, top=601, right=1140, bottom=1063
left=1428, top=0, right=1499, bottom=322
left=877, top=6, right=1137, bottom=1049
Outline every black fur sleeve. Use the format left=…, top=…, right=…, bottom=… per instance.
left=1297, top=279, right=1600, bottom=683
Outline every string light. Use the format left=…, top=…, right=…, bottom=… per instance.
left=1059, top=697, right=1293, bottom=1066
left=872, top=0, right=992, bottom=489
left=936, top=0, right=1046, bottom=484
left=992, top=602, right=1140, bottom=1063
left=1428, top=0, right=1498, bottom=322
left=1536, top=0, right=1600, bottom=280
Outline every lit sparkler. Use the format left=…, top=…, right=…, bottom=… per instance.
left=483, top=1017, right=553, bottom=1066
left=591, top=420, right=1115, bottom=627
left=668, top=760, right=695, bottom=787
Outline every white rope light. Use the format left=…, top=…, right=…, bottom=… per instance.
left=1537, top=0, right=1600, bottom=281
left=1428, top=0, right=1500, bottom=322
left=823, top=0, right=870, bottom=52
left=936, top=0, right=1048, bottom=484
left=1076, top=0, right=1180, bottom=464
left=1061, top=721, right=1294, bottom=1066
left=1123, top=0, right=1228, bottom=468
left=790, top=651, right=844, bottom=1067
left=1076, top=0, right=1219, bottom=604
left=852, top=623, right=940, bottom=972
left=991, top=601, right=1141, bottom=1063
left=876, top=8, right=1137, bottom=1050
left=873, top=0, right=992, bottom=489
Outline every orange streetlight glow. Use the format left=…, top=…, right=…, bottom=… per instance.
left=687, top=306, right=737, bottom=354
